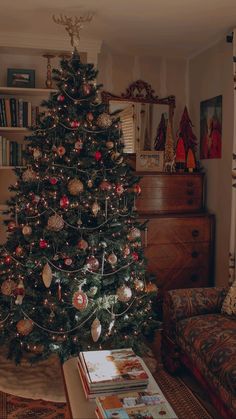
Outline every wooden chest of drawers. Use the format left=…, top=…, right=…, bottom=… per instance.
left=136, top=173, right=204, bottom=214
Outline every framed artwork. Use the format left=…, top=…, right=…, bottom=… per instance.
left=7, top=68, right=35, bottom=88
left=200, top=95, right=222, bottom=159
left=136, top=151, right=164, bottom=172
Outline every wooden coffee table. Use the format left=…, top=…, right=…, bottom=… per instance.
left=62, top=356, right=177, bottom=419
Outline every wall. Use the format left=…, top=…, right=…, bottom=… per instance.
left=97, top=45, right=187, bottom=135
left=189, top=39, right=233, bottom=286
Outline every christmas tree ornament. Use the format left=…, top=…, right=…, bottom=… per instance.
left=94, top=151, right=102, bottom=161
left=72, top=290, right=88, bottom=311
left=86, top=256, right=100, bottom=271
left=57, top=145, right=66, bottom=156
left=14, top=280, right=25, bottom=305
left=39, top=238, right=48, bottom=249
left=22, top=168, right=37, bottom=182
left=127, top=227, right=141, bottom=241
left=47, top=214, right=64, bottom=231
left=87, top=286, right=98, bottom=297
left=91, top=200, right=100, bottom=216
left=145, top=282, right=158, bottom=293
left=49, top=177, right=58, bottom=185
left=42, top=263, right=53, bottom=288
left=175, top=136, right=186, bottom=172
left=16, top=319, right=33, bottom=336
left=87, top=112, right=94, bottom=122
left=100, top=180, right=112, bottom=191
left=111, top=151, right=123, bottom=164
left=57, top=94, right=65, bottom=102
left=87, top=179, right=93, bottom=188
left=132, top=252, right=139, bottom=261
left=68, top=178, right=84, bottom=195
left=77, top=238, right=89, bottom=250
left=134, top=278, right=144, bottom=291
left=133, top=184, right=141, bottom=195
left=15, top=246, right=24, bottom=256
left=107, top=253, right=118, bottom=266
left=32, top=194, right=40, bottom=204
left=186, top=148, right=196, bottom=172
left=64, top=257, right=73, bottom=266
left=116, top=285, right=132, bottom=302
left=60, top=195, right=70, bottom=208
left=8, top=221, right=16, bottom=231
left=4, top=255, right=11, bottom=264
left=82, top=83, right=91, bottom=95
left=106, top=141, right=114, bottom=149
left=70, top=120, right=80, bottom=128
left=123, top=245, right=130, bottom=257
left=108, top=316, right=115, bottom=335
left=91, top=317, right=101, bottom=342
left=33, top=148, right=42, bottom=160
left=97, top=113, right=112, bottom=129
left=1, top=279, right=16, bottom=296
left=115, top=184, right=124, bottom=196
left=75, top=139, right=83, bottom=151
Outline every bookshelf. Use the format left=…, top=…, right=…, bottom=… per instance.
left=0, top=87, right=57, bottom=96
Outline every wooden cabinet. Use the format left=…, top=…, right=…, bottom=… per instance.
left=136, top=173, right=214, bottom=298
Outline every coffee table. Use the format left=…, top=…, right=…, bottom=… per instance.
left=62, top=356, right=177, bottom=419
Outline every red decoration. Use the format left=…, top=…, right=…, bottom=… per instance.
left=39, top=239, right=48, bottom=249
left=179, top=106, right=198, bottom=151
left=50, top=177, right=58, bottom=185
left=100, top=180, right=112, bottom=191
left=60, top=195, right=69, bottom=209
left=57, top=146, right=66, bottom=156
left=4, top=255, right=11, bottom=264
left=133, top=184, right=141, bottom=194
left=57, top=94, right=65, bottom=102
left=64, top=257, right=73, bottom=266
left=94, top=151, right=102, bottom=161
left=7, top=221, right=16, bottom=232
left=70, top=120, right=80, bottom=128
left=15, top=246, right=24, bottom=256
left=77, top=239, right=89, bottom=250
left=186, top=148, right=196, bottom=172
left=132, top=252, right=139, bottom=261
left=72, top=290, right=88, bottom=311
left=87, top=112, right=94, bottom=122
left=115, top=184, right=124, bottom=195
left=175, top=137, right=186, bottom=172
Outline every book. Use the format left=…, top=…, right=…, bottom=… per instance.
left=96, top=391, right=175, bottom=419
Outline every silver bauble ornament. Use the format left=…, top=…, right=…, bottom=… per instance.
left=116, top=285, right=132, bottom=302
left=42, top=263, right=53, bottom=288
left=47, top=214, right=64, bottom=231
left=91, top=317, right=102, bottom=342
left=134, top=279, right=145, bottom=291
left=68, top=178, right=84, bottom=195
left=97, top=113, right=112, bottom=129
left=22, top=168, right=37, bottom=183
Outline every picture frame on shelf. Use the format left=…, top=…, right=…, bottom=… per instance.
left=7, top=69, right=35, bottom=88
left=136, top=150, right=164, bottom=172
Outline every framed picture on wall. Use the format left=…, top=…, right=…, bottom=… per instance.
left=200, top=95, right=222, bottom=159
left=7, top=68, right=35, bottom=88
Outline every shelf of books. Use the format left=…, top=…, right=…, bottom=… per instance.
left=0, top=136, right=25, bottom=167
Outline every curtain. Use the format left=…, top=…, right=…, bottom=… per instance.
left=229, top=28, right=236, bottom=284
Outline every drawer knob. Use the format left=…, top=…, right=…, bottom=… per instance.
left=187, top=199, right=193, bottom=205
left=190, top=273, right=198, bottom=282
left=192, top=229, right=199, bottom=237
left=191, top=251, right=199, bottom=258
left=187, top=189, right=194, bottom=196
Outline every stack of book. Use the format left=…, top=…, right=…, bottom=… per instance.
left=0, top=98, right=40, bottom=128
left=0, top=136, right=25, bottom=166
left=77, top=348, right=149, bottom=400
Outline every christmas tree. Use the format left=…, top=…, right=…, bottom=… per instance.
left=179, top=106, right=198, bottom=151
left=0, top=50, right=157, bottom=363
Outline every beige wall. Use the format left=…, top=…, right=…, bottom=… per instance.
left=97, top=45, right=187, bottom=135
left=189, top=39, right=233, bottom=286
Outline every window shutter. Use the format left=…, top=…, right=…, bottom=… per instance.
left=119, top=104, right=135, bottom=153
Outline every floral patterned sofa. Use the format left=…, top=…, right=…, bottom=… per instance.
left=161, top=287, right=236, bottom=419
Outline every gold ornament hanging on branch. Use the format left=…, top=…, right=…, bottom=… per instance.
left=52, top=13, right=94, bottom=48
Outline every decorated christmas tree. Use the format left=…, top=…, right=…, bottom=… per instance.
left=0, top=30, right=157, bottom=363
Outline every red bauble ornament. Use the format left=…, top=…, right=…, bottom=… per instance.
left=115, top=184, right=124, bottom=196
left=57, top=94, right=65, bottom=102
left=94, top=151, right=102, bottom=161
left=86, top=256, right=100, bottom=272
left=133, top=184, right=141, bottom=195
left=57, top=146, right=66, bottom=156
left=15, top=246, right=24, bottom=256
left=70, top=120, right=80, bottom=128
left=77, top=239, right=89, bottom=250
left=100, top=180, right=112, bottom=191
left=132, top=252, right=139, bottom=261
left=64, top=257, right=73, bottom=266
left=87, top=112, right=94, bottom=122
left=39, top=239, right=48, bottom=249
left=72, top=290, right=88, bottom=311
left=60, top=195, right=69, bottom=209
left=50, top=177, right=58, bottom=185
left=8, top=221, right=16, bottom=232
left=4, top=255, right=11, bottom=264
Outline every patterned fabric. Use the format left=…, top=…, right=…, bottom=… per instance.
left=176, top=314, right=236, bottom=416
left=221, top=279, right=236, bottom=316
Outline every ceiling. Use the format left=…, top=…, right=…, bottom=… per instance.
left=0, top=0, right=236, bottom=57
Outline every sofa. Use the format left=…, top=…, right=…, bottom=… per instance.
left=161, top=287, right=236, bottom=419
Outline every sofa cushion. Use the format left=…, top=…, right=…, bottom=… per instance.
left=221, top=279, right=236, bottom=316
left=176, top=314, right=236, bottom=412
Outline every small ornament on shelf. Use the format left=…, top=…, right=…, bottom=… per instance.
left=175, top=136, right=186, bottom=172
left=43, top=54, right=55, bottom=89
left=164, top=120, right=175, bottom=173
left=186, top=148, right=196, bottom=172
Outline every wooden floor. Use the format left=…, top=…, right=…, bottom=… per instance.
left=150, top=331, right=222, bottom=419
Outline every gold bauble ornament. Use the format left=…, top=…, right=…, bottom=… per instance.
left=22, top=168, right=37, bottom=182
left=1, top=279, right=16, bottom=296
left=47, top=214, right=64, bottom=231
left=91, top=317, right=102, bottom=342
left=22, top=225, right=32, bottom=236
left=134, top=279, right=145, bottom=291
left=77, top=239, right=89, bottom=250
left=91, top=200, right=100, bottom=216
left=87, top=179, right=93, bottom=188
left=116, top=285, right=132, bottom=302
left=42, top=263, right=53, bottom=288
left=68, top=178, right=84, bottom=195
left=16, top=319, right=33, bottom=336
left=107, top=253, right=118, bottom=266
left=33, top=148, right=42, bottom=160
left=106, top=141, right=114, bottom=149
left=97, top=113, right=112, bottom=129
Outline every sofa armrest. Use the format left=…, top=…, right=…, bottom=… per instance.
left=162, top=287, right=228, bottom=340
